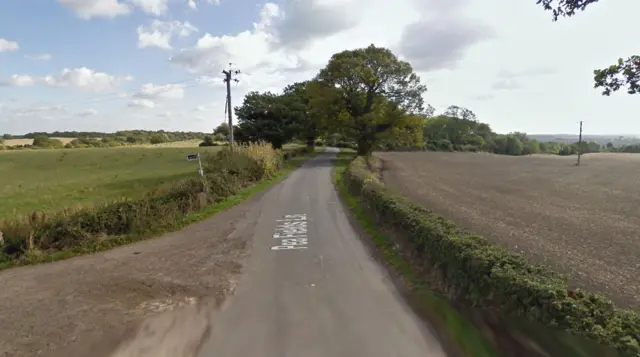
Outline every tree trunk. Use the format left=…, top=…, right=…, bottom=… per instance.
left=306, top=137, right=315, bottom=148
left=357, top=136, right=374, bottom=156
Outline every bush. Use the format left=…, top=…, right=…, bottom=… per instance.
left=199, top=135, right=216, bottom=147
left=425, top=140, right=437, bottom=151
left=32, top=136, right=64, bottom=149
left=436, top=140, right=453, bottom=151
left=213, top=133, right=227, bottom=142
left=342, top=156, right=640, bottom=356
left=149, top=133, right=170, bottom=144
left=204, top=142, right=282, bottom=181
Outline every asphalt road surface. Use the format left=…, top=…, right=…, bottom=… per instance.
left=197, top=148, right=446, bottom=357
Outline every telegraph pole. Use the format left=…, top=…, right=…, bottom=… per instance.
left=576, top=121, right=583, bottom=166
left=222, top=64, right=240, bottom=147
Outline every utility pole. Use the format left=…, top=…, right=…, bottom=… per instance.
left=576, top=121, right=583, bottom=166
left=222, top=63, right=240, bottom=147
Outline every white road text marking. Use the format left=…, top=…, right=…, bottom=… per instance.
left=271, top=214, right=308, bottom=251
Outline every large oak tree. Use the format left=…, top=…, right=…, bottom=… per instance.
left=314, top=44, right=427, bottom=155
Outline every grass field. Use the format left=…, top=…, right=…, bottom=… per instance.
left=0, top=146, right=223, bottom=219
left=377, top=151, right=640, bottom=310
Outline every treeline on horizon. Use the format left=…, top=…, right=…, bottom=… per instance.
left=0, top=130, right=207, bottom=150
left=419, top=112, right=639, bottom=156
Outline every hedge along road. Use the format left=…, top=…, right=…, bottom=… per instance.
left=0, top=148, right=446, bottom=357
left=197, top=147, right=446, bottom=357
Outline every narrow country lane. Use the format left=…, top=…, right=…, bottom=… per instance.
left=197, top=148, right=447, bottom=357
left=0, top=149, right=447, bottom=357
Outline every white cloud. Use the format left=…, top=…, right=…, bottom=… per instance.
left=491, top=79, right=521, bottom=91
left=58, top=0, right=130, bottom=19
left=169, top=3, right=309, bottom=77
left=133, top=83, right=185, bottom=100
left=43, top=67, right=133, bottom=92
left=25, top=53, right=53, bottom=61
left=130, top=0, right=169, bottom=16
left=187, top=0, right=196, bottom=9
left=196, top=75, right=225, bottom=87
left=6, top=75, right=38, bottom=87
left=137, top=20, right=199, bottom=50
left=157, top=111, right=183, bottom=120
left=0, top=38, right=19, bottom=52
left=128, top=99, right=156, bottom=108
left=264, top=0, right=360, bottom=50
left=489, top=66, right=556, bottom=91
left=78, top=109, right=98, bottom=117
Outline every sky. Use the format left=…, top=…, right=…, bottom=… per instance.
left=0, top=0, right=638, bottom=135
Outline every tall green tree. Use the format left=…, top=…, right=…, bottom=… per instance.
left=444, top=105, right=477, bottom=121
left=282, top=81, right=319, bottom=148
left=234, top=91, right=303, bottom=149
left=213, top=122, right=230, bottom=139
left=536, top=0, right=639, bottom=95
left=314, top=44, right=427, bottom=155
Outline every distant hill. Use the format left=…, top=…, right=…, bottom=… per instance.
left=528, top=134, right=640, bottom=147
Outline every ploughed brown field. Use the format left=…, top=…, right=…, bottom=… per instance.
left=376, top=151, right=640, bottom=310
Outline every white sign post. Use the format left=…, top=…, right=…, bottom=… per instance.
left=186, top=153, right=204, bottom=177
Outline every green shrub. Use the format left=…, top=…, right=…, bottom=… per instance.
left=213, top=133, right=227, bottom=142
left=342, top=156, right=640, bottom=356
left=436, top=140, right=453, bottom=151
left=199, top=135, right=216, bottom=147
left=425, top=140, right=437, bottom=151
left=150, top=133, right=170, bottom=144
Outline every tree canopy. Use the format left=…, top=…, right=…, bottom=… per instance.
left=537, top=0, right=639, bottom=95
left=312, top=44, right=427, bottom=154
left=231, top=44, right=613, bottom=158
left=233, top=44, right=427, bottom=154
left=234, top=91, right=308, bottom=149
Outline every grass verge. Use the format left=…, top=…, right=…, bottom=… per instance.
left=0, top=145, right=320, bottom=271
left=333, top=151, right=498, bottom=357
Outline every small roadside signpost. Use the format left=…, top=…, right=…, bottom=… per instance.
left=186, top=153, right=204, bottom=177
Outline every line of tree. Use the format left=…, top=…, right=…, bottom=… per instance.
left=225, top=44, right=428, bottom=155
left=217, top=44, right=626, bottom=157
left=0, top=130, right=209, bottom=150
left=421, top=109, right=608, bottom=156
